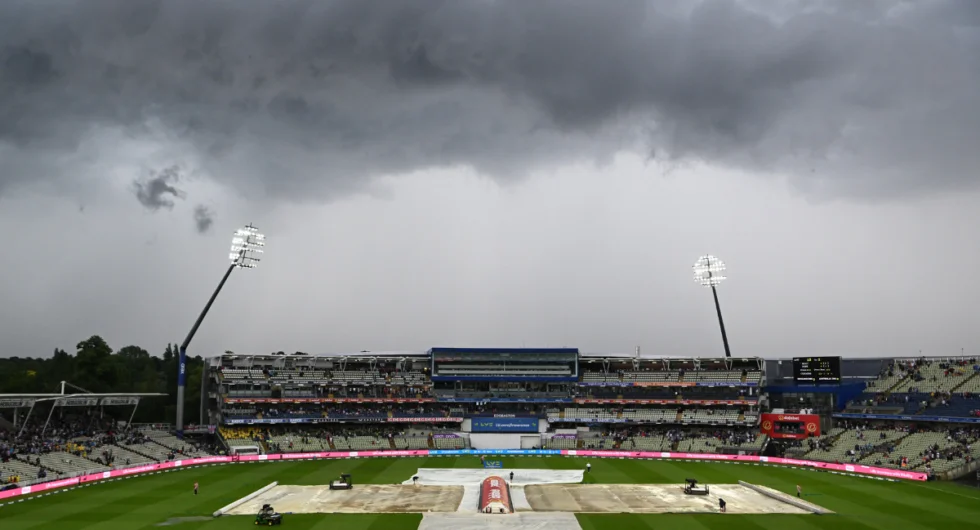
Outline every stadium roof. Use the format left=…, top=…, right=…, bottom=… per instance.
left=430, top=347, right=578, bottom=354
left=218, top=350, right=428, bottom=359
left=0, top=393, right=167, bottom=397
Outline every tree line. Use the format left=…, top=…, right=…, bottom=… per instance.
left=0, top=335, right=205, bottom=424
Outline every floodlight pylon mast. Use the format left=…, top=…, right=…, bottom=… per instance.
left=710, top=284, right=732, bottom=358
left=693, top=255, right=732, bottom=358
left=176, top=224, right=264, bottom=435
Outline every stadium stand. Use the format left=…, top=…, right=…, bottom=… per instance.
left=9, top=349, right=980, bottom=492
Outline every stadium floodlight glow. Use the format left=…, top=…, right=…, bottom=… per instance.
left=692, top=255, right=732, bottom=358
left=693, top=255, right=726, bottom=287
left=229, top=224, right=265, bottom=269
left=177, top=223, right=267, bottom=434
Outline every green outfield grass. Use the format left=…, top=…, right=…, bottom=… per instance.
left=1, top=456, right=976, bottom=530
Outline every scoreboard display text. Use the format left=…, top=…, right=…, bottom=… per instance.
left=792, top=356, right=841, bottom=383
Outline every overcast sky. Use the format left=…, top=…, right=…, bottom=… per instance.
left=1, top=0, right=979, bottom=360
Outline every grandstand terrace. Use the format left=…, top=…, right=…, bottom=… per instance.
left=771, top=355, right=980, bottom=480
left=205, top=349, right=770, bottom=462
left=8, top=348, right=980, bottom=491
left=0, top=391, right=207, bottom=488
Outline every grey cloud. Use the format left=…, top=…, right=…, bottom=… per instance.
left=1, top=0, right=978, bottom=202
left=193, top=205, right=214, bottom=233
left=134, top=165, right=186, bottom=211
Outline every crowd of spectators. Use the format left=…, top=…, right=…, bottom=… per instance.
left=1, top=414, right=214, bottom=487
left=568, top=425, right=762, bottom=450
left=224, top=403, right=460, bottom=421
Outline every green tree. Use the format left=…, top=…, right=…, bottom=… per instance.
left=0, top=335, right=207, bottom=424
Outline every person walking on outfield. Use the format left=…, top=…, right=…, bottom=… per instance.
left=193, top=482, right=199, bottom=495
left=586, top=463, right=591, bottom=473
left=797, top=484, right=802, bottom=498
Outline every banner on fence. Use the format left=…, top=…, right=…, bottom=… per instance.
left=833, top=413, right=980, bottom=424
left=0, top=447, right=928, bottom=502
left=0, top=398, right=34, bottom=408
left=100, top=397, right=140, bottom=406
left=54, top=397, right=100, bottom=407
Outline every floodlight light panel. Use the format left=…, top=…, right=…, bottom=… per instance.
left=695, top=275, right=726, bottom=286
left=693, top=255, right=727, bottom=287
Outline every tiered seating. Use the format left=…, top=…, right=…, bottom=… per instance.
left=622, top=409, right=676, bottom=422
left=891, top=363, right=973, bottom=393
left=627, top=371, right=681, bottom=383
left=102, top=444, right=156, bottom=464
left=740, top=434, right=768, bottom=450
left=332, top=436, right=387, bottom=450
left=268, top=369, right=328, bottom=384
left=623, top=435, right=670, bottom=451
left=119, top=441, right=174, bottom=461
left=267, top=435, right=329, bottom=452
left=689, top=370, right=763, bottom=384
left=219, top=426, right=264, bottom=451
left=2, top=458, right=42, bottom=483
left=583, top=369, right=762, bottom=384
left=680, top=409, right=741, bottom=424
left=803, top=427, right=845, bottom=455
left=549, top=408, right=618, bottom=421
left=220, top=368, right=264, bottom=381
left=328, top=370, right=383, bottom=384
left=954, top=371, right=980, bottom=393
left=578, top=432, right=615, bottom=449
left=389, top=371, right=427, bottom=385
left=549, top=407, right=753, bottom=425
left=433, top=435, right=466, bottom=450
left=393, top=436, right=430, bottom=450
left=580, top=371, right=679, bottom=383
left=803, top=429, right=906, bottom=463
left=864, top=364, right=908, bottom=392
left=36, top=452, right=108, bottom=475
left=675, top=437, right=718, bottom=453
left=143, top=431, right=209, bottom=457
left=866, top=431, right=951, bottom=468
left=219, top=426, right=256, bottom=441
left=544, top=435, right=577, bottom=449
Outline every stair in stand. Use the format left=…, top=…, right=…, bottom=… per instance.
left=951, top=372, right=980, bottom=393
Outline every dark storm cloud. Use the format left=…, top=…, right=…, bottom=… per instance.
left=0, top=0, right=978, bottom=201
left=193, top=205, right=214, bottom=233
left=134, top=165, right=186, bottom=211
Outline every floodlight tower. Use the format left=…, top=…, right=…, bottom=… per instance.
left=693, top=255, right=732, bottom=358
left=176, top=224, right=265, bottom=434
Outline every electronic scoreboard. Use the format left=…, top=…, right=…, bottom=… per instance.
left=792, top=356, right=841, bottom=383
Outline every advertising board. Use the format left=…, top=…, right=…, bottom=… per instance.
left=760, top=413, right=821, bottom=440
left=0, top=448, right=928, bottom=503
left=471, top=417, right=539, bottom=433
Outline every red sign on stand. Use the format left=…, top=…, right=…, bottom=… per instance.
left=760, top=413, right=821, bottom=440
